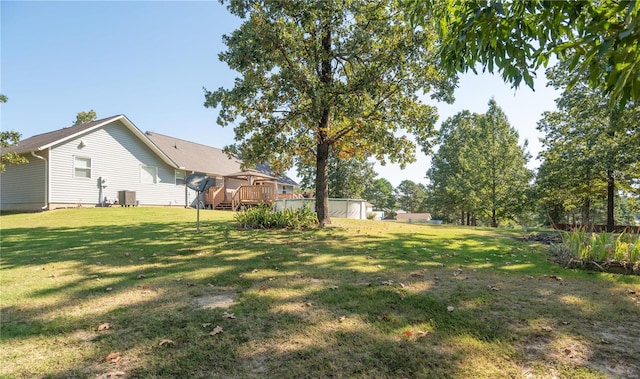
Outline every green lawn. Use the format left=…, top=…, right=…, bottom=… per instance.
left=1, top=208, right=639, bottom=378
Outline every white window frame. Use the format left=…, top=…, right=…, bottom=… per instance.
left=175, top=170, right=186, bottom=186
left=73, top=156, right=92, bottom=179
left=140, top=165, right=158, bottom=184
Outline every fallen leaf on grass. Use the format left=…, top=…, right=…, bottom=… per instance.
left=544, top=274, right=563, bottom=282
left=417, top=331, right=430, bottom=338
left=377, top=314, right=390, bottom=321
left=136, top=274, right=146, bottom=279
left=404, top=330, right=413, bottom=338
left=381, top=280, right=394, bottom=286
left=209, top=326, right=224, bottom=336
left=410, top=272, right=424, bottom=278
left=222, top=312, right=236, bottom=319
left=201, top=323, right=212, bottom=328
left=259, top=286, right=268, bottom=292
left=97, top=323, right=110, bottom=331
left=542, top=326, right=554, bottom=332
left=158, top=339, right=175, bottom=347
left=330, top=285, right=339, bottom=290
left=447, top=306, right=455, bottom=312
left=627, top=289, right=637, bottom=295
left=102, top=351, right=121, bottom=363
left=105, top=287, right=113, bottom=292
left=338, top=316, right=347, bottom=322
left=488, top=285, right=499, bottom=291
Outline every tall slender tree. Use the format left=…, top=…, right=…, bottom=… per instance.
left=205, top=0, right=455, bottom=226
left=427, top=100, right=531, bottom=227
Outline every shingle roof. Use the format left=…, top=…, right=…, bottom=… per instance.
left=3, top=115, right=123, bottom=154
left=255, top=162, right=298, bottom=186
left=144, top=131, right=243, bottom=176
left=145, top=132, right=298, bottom=186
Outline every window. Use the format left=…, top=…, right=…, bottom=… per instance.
left=175, top=170, right=185, bottom=186
left=74, top=156, right=92, bottom=178
left=140, top=165, right=157, bottom=184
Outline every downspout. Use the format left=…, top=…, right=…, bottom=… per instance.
left=31, top=151, right=49, bottom=210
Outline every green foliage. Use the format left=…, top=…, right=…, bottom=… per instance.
left=234, top=203, right=318, bottom=229
left=395, top=179, right=428, bottom=213
left=205, top=0, right=455, bottom=225
left=562, top=230, right=640, bottom=263
left=405, top=0, right=640, bottom=107
left=73, top=109, right=97, bottom=125
left=427, top=100, right=532, bottom=227
left=296, top=151, right=376, bottom=199
left=0, top=95, right=28, bottom=172
left=534, top=60, right=640, bottom=228
left=362, top=178, right=397, bottom=213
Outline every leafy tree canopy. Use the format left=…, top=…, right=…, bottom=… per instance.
left=0, top=94, right=28, bottom=172
left=74, top=109, right=97, bottom=125
left=362, top=177, right=397, bottom=214
left=405, top=0, right=640, bottom=106
left=296, top=152, right=376, bottom=199
left=205, top=0, right=455, bottom=225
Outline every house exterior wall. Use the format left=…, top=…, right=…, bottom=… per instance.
left=47, top=120, right=189, bottom=208
left=0, top=153, right=48, bottom=211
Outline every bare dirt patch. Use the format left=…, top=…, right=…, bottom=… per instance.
left=193, top=293, right=237, bottom=309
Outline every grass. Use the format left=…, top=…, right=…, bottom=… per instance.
left=1, top=208, right=639, bottom=378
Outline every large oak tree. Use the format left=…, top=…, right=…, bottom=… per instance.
left=205, top=0, right=454, bottom=226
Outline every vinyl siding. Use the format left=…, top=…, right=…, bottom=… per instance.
left=48, top=121, right=189, bottom=206
left=0, top=153, right=47, bottom=210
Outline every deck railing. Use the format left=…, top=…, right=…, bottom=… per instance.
left=230, top=185, right=277, bottom=210
left=204, top=186, right=224, bottom=209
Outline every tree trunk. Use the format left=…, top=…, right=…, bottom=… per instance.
left=461, top=210, right=465, bottom=225
left=491, top=208, right=498, bottom=228
left=314, top=17, right=333, bottom=227
left=581, top=197, right=591, bottom=231
left=315, top=140, right=331, bottom=226
left=466, top=211, right=471, bottom=226
left=606, top=169, right=615, bottom=232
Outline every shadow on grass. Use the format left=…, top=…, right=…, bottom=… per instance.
left=2, top=217, right=639, bottom=378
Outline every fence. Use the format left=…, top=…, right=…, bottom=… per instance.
left=274, top=198, right=372, bottom=220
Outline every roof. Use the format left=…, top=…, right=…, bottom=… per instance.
left=3, top=115, right=123, bottom=154
left=144, top=131, right=242, bottom=176
left=4, top=115, right=178, bottom=168
left=255, top=162, right=298, bottom=186
left=144, top=132, right=298, bottom=186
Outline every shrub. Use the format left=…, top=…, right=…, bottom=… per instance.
left=561, top=229, right=640, bottom=263
left=234, top=203, right=318, bottom=229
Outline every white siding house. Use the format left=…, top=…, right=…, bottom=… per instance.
left=1, top=115, right=188, bottom=211
left=1, top=114, right=298, bottom=212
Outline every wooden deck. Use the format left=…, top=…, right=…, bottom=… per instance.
left=204, top=185, right=301, bottom=211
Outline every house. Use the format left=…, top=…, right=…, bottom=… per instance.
left=0, top=115, right=298, bottom=212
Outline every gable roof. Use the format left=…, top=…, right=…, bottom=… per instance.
left=145, top=131, right=298, bottom=186
left=144, top=131, right=242, bottom=176
left=4, top=115, right=178, bottom=168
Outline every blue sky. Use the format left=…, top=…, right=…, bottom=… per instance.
left=1, top=1, right=560, bottom=187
